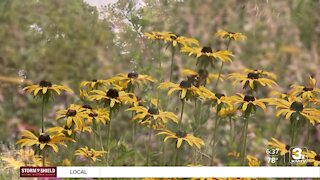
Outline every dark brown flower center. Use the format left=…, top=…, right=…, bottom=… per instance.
left=290, top=101, right=303, bottom=112
left=66, top=109, right=77, bottom=116
left=244, top=95, right=255, bottom=102
left=179, top=80, right=192, bottom=88
left=201, top=46, right=213, bottom=53
left=89, top=112, right=98, bottom=117
left=92, top=79, right=97, bottom=82
left=247, top=72, right=260, bottom=79
left=285, top=145, right=291, bottom=150
left=82, top=105, right=93, bottom=110
left=315, top=154, right=320, bottom=161
left=128, top=72, right=139, bottom=79
left=38, top=134, right=51, bottom=143
left=303, top=87, right=314, bottom=91
left=106, top=89, right=119, bottom=98
left=170, top=34, right=178, bottom=40
left=175, top=130, right=187, bottom=138
left=215, top=93, right=225, bottom=99
left=148, top=107, right=159, bottom=115
left=228, top=31, right=235, bottom=34
left=39, top=80, right=52, bottom=87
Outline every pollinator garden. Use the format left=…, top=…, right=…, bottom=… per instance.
left=1, top=0, right=320, bottom=178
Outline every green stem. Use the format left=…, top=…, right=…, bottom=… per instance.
left=170, top=45, right=175, bottom=82
left=146, top=129, right=152, bottom=166
left=98, top=123, right=105, bottom=152
left=42, top=149, right=46, bottom=166
left=240, top=115, right=250, bottom=165
left=179, top=99, right=185, bottom=130
left=161, top=141, right=167, bottom=165
left=213, top=39, right=232, bottom=91
left=211, top=115, right=220, bottom=165
left=174, top=147, right=180, bottom=166
left=41, top=96, right=45, bottom=133
left=305, top=121, right=311, bottom=147
left=291, top=116, right=299, bottom=146
left=132, top=118, right=137, bottom=165
left=93, top=121, right=97, bottom=149
left=106, top=108, right=113, bottom=166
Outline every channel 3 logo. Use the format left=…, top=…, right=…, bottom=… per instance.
left=289, top=147, right=308, bottom=165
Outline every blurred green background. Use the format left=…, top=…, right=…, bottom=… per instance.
left=1, top=0, right=320, bottom=166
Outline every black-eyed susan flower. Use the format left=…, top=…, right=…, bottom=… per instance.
left=80, top=79, right=112, bottom=90
left=23, top=80, right=73, bottom=96
left=216, top=105, right=238, bottom=118
left=16, top=130, right=74, bottom=152
left=46, top=124, right=92, bottom=136
left=181, top=46, right=233, bottom=63
left=268, top=138, right=290, bottom=156
left=157, top=129, right=204, bottom=149
left=228, top=69, right=277, bottom=91
left=306, top=150, right=320, bottom=166
left=215, top=29, right=247, bottom=41
left=75, top=146, right=106, bottom=162
left=165, top=33, right=199, bottom=47
left=158, top=81, right=199, bottom=100
left=291, top=76, right=320, bottom=100
left=266, top=97, right=320, bottom=125
left=110, top=72, right=156, bottom=92
left=144, top=31, right=172, bottom=41
left=182, top=69, right=224, bottom=87
left=197, top=86, right=234, bottom=110
left=56, top=104, right=87, bottom=130
left=88, top=88, right=136, bottom=108
left=232, top=94, right=267, bottom=114
left=127, top=102, right=178, bottom=129
left=84, top=108, right=110, bottom=125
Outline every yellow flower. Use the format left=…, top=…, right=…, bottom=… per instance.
left=75, top=146, right=106, bottom=162
left=157, top=129, right=204, bottom=149
left=228, top=69, right=277, bottom=90
left=232, top=94, right=267, bottom=114
left=16, top=130, right=75, bottom=152
left=1, top=148, right=43, bottom=169
left=182, top=69, right=224, bottom=87
left=266, top=97, right=320, bottom=125
left=88, top=88, right=136, bottom=108
left=56, top=104, right=87, bottom=130
left=85, top=108, right=110, bottom=125
left=197, top=86, right=234, bottom=109
left=158, top=81, right=199, bottom=99
left=110, top=72, right=156, bottom=91
left=46, top=124, right=92, bottom=136
left=216, top=105, right=237, bottom=118
left=246, top=155, right=260, bottom=166
left=23, top=80, right=73, bottom=96
left=268, top=138, right=290, bottom=156
left=181, top=46, right=233, bottom=63
left=127, top=102, right=178, bottom=129
left=306, top=150, right=320, bottom=166
left=61, top=159, right=71, bottom=166
left=290, top=76, right=320, bottom=100
left=144, top=31, right=172, bottom=41
left=165, top=33, right=199, bottom=47
left=215, top=29, right=247, bottom=41
left=80, top=79, right=112, bottom=89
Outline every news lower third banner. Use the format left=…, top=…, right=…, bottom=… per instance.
left=20, top=166, right=320, bottom=178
